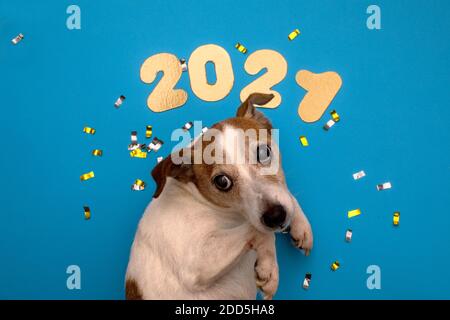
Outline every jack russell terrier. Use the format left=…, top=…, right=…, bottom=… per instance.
left=125, top=93, right=313, bottom=300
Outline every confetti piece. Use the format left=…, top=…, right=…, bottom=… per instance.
left=393, top=212, right=400, bottom=226
left=131, top=179, right=146, bottom=191
left=330, top=110, right=340, bottom=122
left=201, top=127, right=208, bottom=134
left=83, top=127, right=96, bottom=135
left=128, top=131, right=139, bottom=150
left=11, top=33, right=24, bottom=45
left=348, top=208, right=361, bottom=218
left=345, top=229, right=353, bottom=242
left=130, top=148, right=147, bottom=158
left=377, top=182, right=392, bottom=191
left=323, top=119, right=335, bottom=131
left=92, top=149, right=103, bottom=157
left=302, top=273, right=312, bottom=290
left=114, top=95, right=126, bottom=108
left=299, top=136, right=309, bottom=147
left=80, top=171, right=95, bottom=181
left=182, top=121, right=193, bottom=131
left=148, top=137, right=164, bottom=152
left=331, top=261, right=340, bottom=271
left=288, top=29, right=300, bottom=41
left=157, top=156, right=163, bottom=163
left=353, top=170, right=366, bottom=180
left=83, top=206, right=91, bottom=220
left=145, top=125, right=153, bottom=139
left=235, top=42, right=248, bottom=54
left=179, top=58, right=188, bottom=72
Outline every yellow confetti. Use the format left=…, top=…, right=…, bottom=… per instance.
left=331, top=261, right=340, bottom=271
left=92, top=149, right=103, bottom=157
left=330, top=110, right=340, bottom=122
left=80, top=171, right=95, bottom=181
left=235, top=42, right=248, bottom=54
left=288, top=29, right=300, bottom=41
left=299, top=136, right=309, bottom=147
left=131, top=179, right=146, bottom=191
left=146, top=125, right=153, bottom=139
left=348, top=208, right=361, bottom=218
left=393, top=212, right=400, bottom=226
left=83, top=127, right=96, bottom=135
left=130, top=148, right=147, bottom=158
left=83, top=206, right=91, bottom=220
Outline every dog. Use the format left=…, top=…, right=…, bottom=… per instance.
left=125, top=93, right=313, bottom=300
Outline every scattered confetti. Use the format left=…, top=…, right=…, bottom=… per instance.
left=92, top=149, right=103, bottom=157
left=83, top=127, right=96, bottom=135
left=331, top=261, right=340, bottom=271
left=288, top=29, right=300, bottom=41
left=393, top=212, right=400, bottom=226
left=148, top=137, right=164, bottom=152
left=330, top=110, right=340, bottom=122
left=302, top=273, right=312, bottom=289
left=182, top=121, right=193, bottom=131
left=11, top=33, right=24, bottom=45
left=83, top=206, right=91, bottom=220
left=353, top=170, right=366, bottom=180
left=377, top=182, right=392, bottom=191
left=80, top=171, right=95, bottom=181
left=235, top=42, right=248, bottom=54
left=157, top=156, right=163, bottom=163
left=179, top=58, right=188, bottom=72
left=146, top=125, right=153, bottom=139
left=348, top=208, right=361, bottom=218
left=130, top=148, right=147, bottom=158
left=201, top=127, right=208, bottom=134
left=299, top=136, right=309, bottom=147
left=131, top=179, right=146, bottom=191
left=345, top=229, right=353, bottom=242
left=114, top=95, right=126, bottom=108
left=323, top=119, right=335, bottom=131
left=128, top=131, right=139, bottom=150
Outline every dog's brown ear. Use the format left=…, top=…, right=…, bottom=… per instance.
left=236, top=93, right=274, bottom=129
left=151, top=153, right=194, bottom=198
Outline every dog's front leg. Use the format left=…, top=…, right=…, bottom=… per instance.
left=252, top=232, right=278, bottom=300
left=289, top=196, right=313, bottom=255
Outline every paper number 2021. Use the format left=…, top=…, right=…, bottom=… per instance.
left=140, top=44, right=342, bottom=123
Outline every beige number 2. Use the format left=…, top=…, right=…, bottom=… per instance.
left=140, top=53, right=188, bottom=112
left=240, top=49, right=287, bottom=108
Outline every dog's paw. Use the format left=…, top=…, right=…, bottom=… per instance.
left=289, top=219, right=313, bottom=256
left=255, top=257, right=279, bottom=300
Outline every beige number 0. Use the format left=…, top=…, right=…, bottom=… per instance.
left=240, top=50, right=287, bottom=108
left=188, top=44, right=234, bottom=101
left=140, top=53, right=188, bottom=112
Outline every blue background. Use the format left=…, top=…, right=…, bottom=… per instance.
left=0, top=0, right=449, bottom=299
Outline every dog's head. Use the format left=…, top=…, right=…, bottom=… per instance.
left=152, top=93, right=297, bottom=233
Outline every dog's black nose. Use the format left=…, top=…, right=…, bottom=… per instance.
left=262, top=204, right=287, bottom=229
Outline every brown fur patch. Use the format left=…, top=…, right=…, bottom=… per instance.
left=125, top=279, right=143, bottom=300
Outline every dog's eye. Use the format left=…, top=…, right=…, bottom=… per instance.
left=257, top=144, right=272, bottom=165
left=213, top=174, right=233, bottom=192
